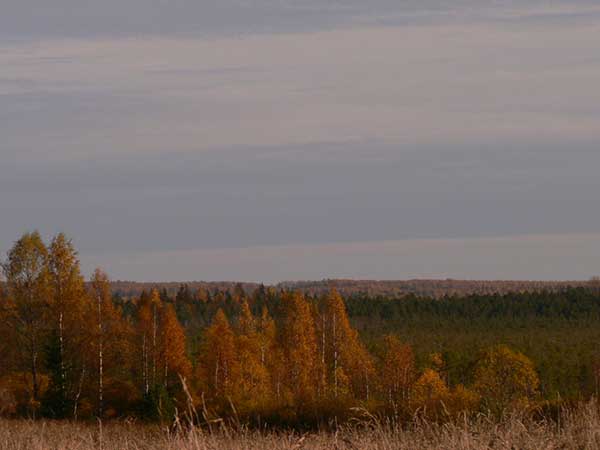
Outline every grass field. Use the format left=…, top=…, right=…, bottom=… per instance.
left=3, top=403, right=600, bottom=450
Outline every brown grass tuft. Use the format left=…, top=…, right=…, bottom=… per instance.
left=2, top=402, right=600, bottom=449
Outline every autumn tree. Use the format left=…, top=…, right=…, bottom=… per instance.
left=89, top=268, right=130, bottom=418
left=279, top=291, right=320, bottom=408
left=411, top=368, right=449, bottom=417
left=135, top=289, right=162, bottom=396
left=443, top=384, right=480, bottom=417
left=1, top=232, right=51, bottom=414
left=234, top=301, right=271, bottom=414
left=2, top=230, right=587, bottom=422
left=318, top=289, right=375, bottom=401
left=158, top=303, right=191, bottom=388
left=0, top=285, right=11, bottom=379
left=136, top=296, right=152, bottom=396
left=44, top=233, right=89, bottom=418
left=380, top=335, right=415, bottom=410
left=256, top=306, right=277, bottom=378
left=255, top=305, right=284, bottom=410
left=473, top=345, right=539, bottom=413
left=197, top=309, right=239, bottom=407
left=149, top=289, right=161, bottom=388
left=129, top=302, right=192, bottom=420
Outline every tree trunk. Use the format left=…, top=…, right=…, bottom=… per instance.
left=152, top=304, right=157, bottom=388
left=73, top=366, right=85, bottom=420
left=164, top=360, right=168, bottom=389
left=31, top=347, right=39, bottom=402
left=142, top=334, right=149, bottom=395
left=333, top=312, right=338, bottom=398
left=214, top=360, right=220, bottom=393
left=58, top=310, right=67, bottom=403
left=321, top=315, right=326, bottom=398
left=97, top=294, right=103, bottom=417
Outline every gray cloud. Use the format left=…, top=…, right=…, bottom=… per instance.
left=1, top=1, right=600, bottom=280
left=5, top=1, right=591, bottom=40
left=2, top=139, right=600, bottom=260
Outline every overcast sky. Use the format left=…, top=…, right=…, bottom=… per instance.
left=2, top=1, right=600, bottom=282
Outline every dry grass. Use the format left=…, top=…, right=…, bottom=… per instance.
left=3, top=403, right=600, bottom=450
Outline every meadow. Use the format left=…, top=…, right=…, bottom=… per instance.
left=3, top=402, right=600, bottom=450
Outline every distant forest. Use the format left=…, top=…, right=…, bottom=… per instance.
left=111, top=278, right=591, bottom=300
left=2, top=232, right=600, bottom=425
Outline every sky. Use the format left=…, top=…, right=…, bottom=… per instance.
left=2, top=1, right=600, bottom=282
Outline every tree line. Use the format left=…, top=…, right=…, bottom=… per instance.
left=0, top=232, right=586, bottom=425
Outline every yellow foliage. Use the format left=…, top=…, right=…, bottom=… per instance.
left=429, top=352, right=444, bottom=370
left=160, top=303, right=192, bottom=383
left=443, top=385, right=480, bottom=416
left=380, top=335, right=415, bottom=409
left=412, top=368, right=449, bottom=408
left=334, top=367, right=352, bottom=399
left=319, top=289, right=375, bottom=402
left=234, top=303, right=274, bottom=415
left=473, top=345, right=539, bottom=413
left=280, top=292, right=320, bottom=406
left=197, top=309, right=240, bottom=409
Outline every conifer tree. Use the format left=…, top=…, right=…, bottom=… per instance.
left=279, top=291, right=320, bottom=407
left=158, top=303, right=191, bottom=388
left=256, top=305, right=283, bottom=406
left=198, top=309, right=239, bottom=404
left=235, top=301, right=271, bottom=413
left=319, top=289, right=375, bottom=401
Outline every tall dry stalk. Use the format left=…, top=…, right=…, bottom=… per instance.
left=2, top=401, right=600, bottom=450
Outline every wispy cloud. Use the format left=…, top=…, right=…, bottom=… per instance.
left=3, top=19, right=600, bottom=163
left=2, top=2, right=600, bottom=280
left=4, top=1, right=600, bottom=40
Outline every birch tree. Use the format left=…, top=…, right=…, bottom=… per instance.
left=89, top=268, right=127, bottom=418
left=45, top=233, right=88, bottom=418
left=320, top=289, right=375, bottom=401
left=198, top=309, right=239, bottom=405
left=1, top=232, right=51, bottom=414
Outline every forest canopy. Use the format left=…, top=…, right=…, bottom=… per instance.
left=1, top=232, right=599, bottom=425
